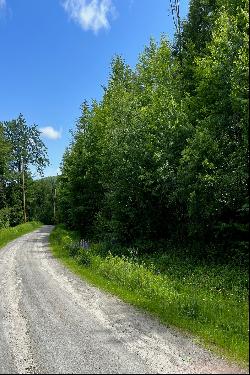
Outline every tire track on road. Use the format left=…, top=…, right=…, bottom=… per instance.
left=0, top=226, right=247, bottom=374
left=1, top=238, right=38, bottom=374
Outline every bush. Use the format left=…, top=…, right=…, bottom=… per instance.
left=50, top=225, right=249, bottom=364
left=0, top=221, right=42, bottom=248
left=0, top=207, right=11, bottom=229
left=68, top=241, right=80, bottom=257
left=76, top=248, right=92, bottom=266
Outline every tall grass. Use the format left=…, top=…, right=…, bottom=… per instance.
left=50, top=225, right=249, bottom=366
left=0, top=221, right=42, bottom=249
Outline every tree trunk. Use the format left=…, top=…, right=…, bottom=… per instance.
left=21, top=158, right=27, bottom=223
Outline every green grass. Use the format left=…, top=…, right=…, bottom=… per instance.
left=49, top=225, right=249, bottom=368
left=0, top=221, right=42, bottom=249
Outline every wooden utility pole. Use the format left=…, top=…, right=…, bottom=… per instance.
left=169, top=0, right=181, bottom=36
left=21, top=157, right=27, bottom=223
left=53, top=186, right=56, bottom=223
left=169, top=0, right=182, bottom=64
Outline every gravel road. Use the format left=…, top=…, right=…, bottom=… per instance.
left=0, top=226, right=247, bottom=374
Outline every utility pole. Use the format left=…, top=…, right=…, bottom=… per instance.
left=21, top=156, right=27, bottom=223
left=169, top=0, right=182, bottom=60
left=169, top=0, right=181, bottom=36
left=53, top=176, right=57, bottom=223
left=53, top=187, right=56, bottom=223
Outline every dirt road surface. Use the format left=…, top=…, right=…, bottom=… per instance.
left=0, top=226, right=247, bottom=374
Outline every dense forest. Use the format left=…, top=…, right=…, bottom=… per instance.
left=0, top=0, right=248, bottom=265
left=56, top=0, right=249, bottom=264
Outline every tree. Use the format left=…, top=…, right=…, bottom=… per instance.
left=177, top=0, right=249, bottom=258
left=57, top=101, right=104, bottom=236
left=0, top=123, right=11, bottom=228
left=3, top=114, right=49, bottom=223
left=57, top=0, right=249, bottom=263
left=173, top=0, right=219, bottom=94
left=0, top=123, right=10, bottom=209
left=29, top=176, right=57, bottom=224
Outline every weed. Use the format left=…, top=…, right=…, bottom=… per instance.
left=49, top=225, right=249, bottom=366
left=0, top=221, right=42, bottom=249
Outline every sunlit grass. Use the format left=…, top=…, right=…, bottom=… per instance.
left=50, top=225, right=249, bottom=367
left=0, top=221, right=42, bottom=249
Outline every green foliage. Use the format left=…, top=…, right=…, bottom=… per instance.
left=0, top=114, right=49, bottom=227
left=29, top=176, right=57, bottom=224
left=0, top=207, right=11, bottom=229
left=177, top=0, right=249, bottom=255
left=50, top=225, right=249, bottom=364
left=0, top=123, right=11, bottom=210
left=0, top=221, right=42, bottom=249
left=3, top=114, right=49, bottom=175
left=57, top=101, right=104, bottom=235
left=57, top=0, right=249, bottom=263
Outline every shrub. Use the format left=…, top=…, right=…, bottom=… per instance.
left=0, top=207, right=11, bottom=229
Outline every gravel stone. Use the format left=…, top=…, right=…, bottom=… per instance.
left=0, top=226, right=247, bottom=374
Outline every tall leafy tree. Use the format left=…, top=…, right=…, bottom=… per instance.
left=29, top=176, right=57, bottom=224
left=177, top=0, right=249, bottom=257
left=57, top=0, right=249, bottom=263
left=58, top=101, right=104, bottom=236
left=0, top=123, right=11, bottom=228
left=3, top=114, right=49, bottom=223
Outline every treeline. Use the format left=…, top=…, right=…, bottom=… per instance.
left=57, top=0, right=249, bottom=263
left=0, top=114, right=56, bottom=227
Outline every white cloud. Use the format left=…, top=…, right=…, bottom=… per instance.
left=0, top=0, right=6, bottom=9
left=40, top=126, right=62, bottom=140
left=62, top=0, right=115, bottom=33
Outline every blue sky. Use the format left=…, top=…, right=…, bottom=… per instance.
left=0, top=0, right=189, bottom=178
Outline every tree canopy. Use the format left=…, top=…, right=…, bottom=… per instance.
left=0, top=114, right=49, bottom=227
left=57, top=0, right=249, bottom=263
left=1, top=1, right=248, bottom=265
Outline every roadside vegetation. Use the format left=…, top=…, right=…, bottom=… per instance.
left=51, top=0, right=248, bottom=366
left=0, top=221, right=42, bottom=249
left=50, top=225, right=248, bottom=365
left=57, top=0, right=248, bottom=266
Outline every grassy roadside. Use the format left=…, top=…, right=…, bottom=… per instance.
left=49, top=225, right=249, bottom=367
left=0, top=221, right=42, bottom=249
